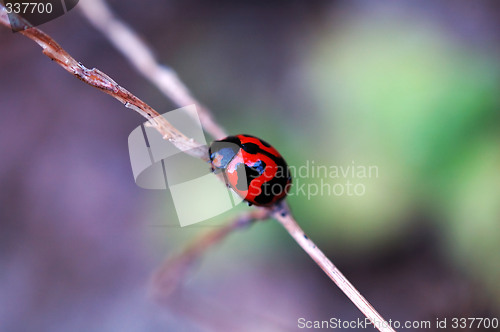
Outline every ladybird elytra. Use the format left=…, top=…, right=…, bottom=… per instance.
left=209, top=134, right=292, bottom=206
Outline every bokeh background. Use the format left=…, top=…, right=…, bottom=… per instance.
left=1, top=0, right=499, bottom=331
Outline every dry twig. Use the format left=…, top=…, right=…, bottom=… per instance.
left=0, top=4, right=395, bottom=332
left=0, top=5, right=207, bottom=160
left=78, top=0, right=227, bottom=140
left=272, top=206, right=393, bottom=331
left=151, top=208, right=271, bottom=299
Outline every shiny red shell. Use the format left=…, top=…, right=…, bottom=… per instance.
left=209, top=134, right=292, bottom=206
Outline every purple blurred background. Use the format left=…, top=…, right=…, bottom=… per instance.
left=1, top=1, right=499, bottom=331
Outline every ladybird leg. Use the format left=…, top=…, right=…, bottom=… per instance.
left=247, top=201, right=253, bottom=207
left=211, top=167, right=223, bottom=174
left=272, top=200, right=289, bottom=216
left=218, top=171, right=231, bottom=188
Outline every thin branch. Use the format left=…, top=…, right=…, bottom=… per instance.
left=272, top=204, right=395, bottom=332
left=0, top=4, right=394, bottom=332
left=0, top=6, right=207, bottom=161
left=150, top=208, right=271, bottom=300
left=78, top=0, right=227, bottom=140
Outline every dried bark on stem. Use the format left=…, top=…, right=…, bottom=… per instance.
left=78, top=0, right=227, bottom=140
left=272, top=206, right=395, bottom=332
left=0, top=4, right=394, bottom=331
left=0, top=6, right=207, bottom=161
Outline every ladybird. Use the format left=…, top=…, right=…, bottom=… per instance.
left=209, top=134, right=292, bottom=207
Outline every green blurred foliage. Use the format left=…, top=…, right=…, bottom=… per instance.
left=162, top=7, right=500, bottom=309
left=304, top=13, right=500, bottom=303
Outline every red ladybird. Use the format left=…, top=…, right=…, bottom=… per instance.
left=209, top=134, right=292, bottom=206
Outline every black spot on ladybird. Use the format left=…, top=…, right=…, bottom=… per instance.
left=254, top=165, right=291, bottom=205
left=222, top=135, right=242, bottom=146
left=241, top=143, right=260, bottom=154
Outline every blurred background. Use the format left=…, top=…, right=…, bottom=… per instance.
left=1, top=0, right=499, bottom=331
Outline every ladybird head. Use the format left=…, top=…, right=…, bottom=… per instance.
left=209, top=134, right=292, bottom=207
left=208, top=136, right=242, bottom=170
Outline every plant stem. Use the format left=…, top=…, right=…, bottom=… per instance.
left=273, top=206, right=395, bottom=332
